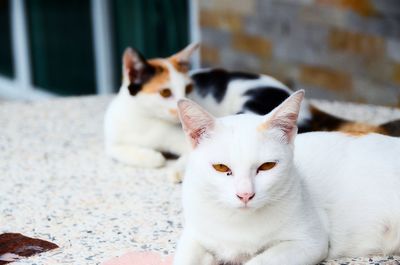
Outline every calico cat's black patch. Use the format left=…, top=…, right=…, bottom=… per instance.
left=298, top=106, right=348, bottom=133
left=192, top=69, right=259, bottom=103
left=127, top=83, right=142, bottom=96
left=127, top=49, right=156, bottom=96
left=242, top=87, right=290, bottom=115
left=380, top=119, right=400, bottom=136
left=297, top=120, right=314, bottom=134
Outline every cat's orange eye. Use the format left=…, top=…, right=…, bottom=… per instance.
left=257, top=162, right=277, bottom=173
left=212, top=164, right=231, bottom=174
left=185, top=84, right=194, bottom=94
left=160, top=88, right=172, bottom=98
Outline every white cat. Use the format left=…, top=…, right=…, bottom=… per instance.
left=174, top=90, right=400, bottom=265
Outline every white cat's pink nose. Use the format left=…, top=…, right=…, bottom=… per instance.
left=236, top=192, right=255, bottom=203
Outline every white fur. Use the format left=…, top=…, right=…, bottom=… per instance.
left=295, top=132, right=400, bottom=258
left=174, top=92, right=400, bottom=265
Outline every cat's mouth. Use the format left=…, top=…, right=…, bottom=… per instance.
left=238, top=204, right=252, bottom=210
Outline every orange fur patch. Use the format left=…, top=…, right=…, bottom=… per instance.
left=169, top=57, right=190, bottom=73
left=339, top=122, right=385, bottom=136
left=141, top=59, right=170, bottom=93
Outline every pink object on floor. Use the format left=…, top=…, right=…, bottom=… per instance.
left=102, top=251, right=173, bottom=265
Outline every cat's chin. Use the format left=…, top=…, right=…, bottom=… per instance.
left=236, top=204, right=257, bottom=211
left=233, top=202, right=269, bottom=212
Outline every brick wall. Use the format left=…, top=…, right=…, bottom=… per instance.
left=198, top=0, right=400, bottom=107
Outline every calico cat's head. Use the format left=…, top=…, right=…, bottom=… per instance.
left=178, top=90, right=305, bottom=210
left=120, top=43, right=199, bottom=122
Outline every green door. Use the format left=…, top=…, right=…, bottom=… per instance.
left=26, top=0, right=96, bottom=95
left=112, top=0, right=189, bottom=89
left=0, top=0, right=14, bottom=78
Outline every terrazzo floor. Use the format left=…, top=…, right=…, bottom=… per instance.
left=1, top=95, right=400, bottom=265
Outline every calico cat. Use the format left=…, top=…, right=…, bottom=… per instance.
left=104, top=44, right=196, bottom=170
left=174, top=91, right=400, bottom=265
left=104, top=43, right=399, bottom=173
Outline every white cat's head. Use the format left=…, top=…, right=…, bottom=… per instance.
left=120, top=43, right=199, bottom=123
left=178, top=90, right=304, bottom=210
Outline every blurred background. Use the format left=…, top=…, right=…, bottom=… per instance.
left=0, top=0, right=399, bottom=106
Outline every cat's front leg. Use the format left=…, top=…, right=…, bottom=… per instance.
left=174, top=231, right=216, bottom=265
left=163, top=126, right=190, bottom=182
left=167, top=154, right=188, bottom=183
left=245, top=240, right=328, bottom=265
left=106, top=143, right=166, bottom=168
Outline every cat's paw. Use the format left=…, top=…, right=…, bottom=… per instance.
left=244, top=256, right=281, bottom=265
left=167, top=167, right=184, bottom=183
left=167, top=155, right=188, bottom=183
left=107, top=144, right=167, bottom=168
left=140, top=151, right=166, bottom=168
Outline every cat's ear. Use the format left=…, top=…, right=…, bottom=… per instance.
left=177, top=99, right=215, bottom=148
left=122, top=47, right=155, bottom=96
left=261, top=90, right=305, bottom=144
left=169, top=43, right=200, bottom=71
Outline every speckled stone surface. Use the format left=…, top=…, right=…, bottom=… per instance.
left=0, top=96, right=399, bottom=265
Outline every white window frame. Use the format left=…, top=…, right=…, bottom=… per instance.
left=189, top=0, right=201, bottom=69
left=0, top=0, right=54, bottom=100
left=91, top=0, right=115, bottom=95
